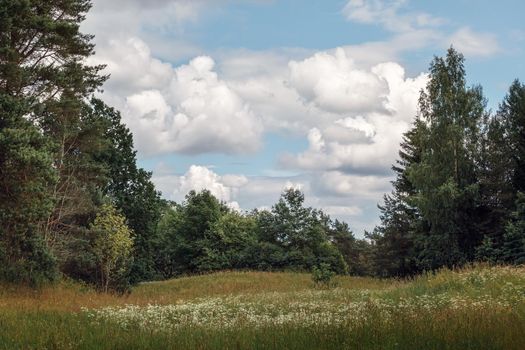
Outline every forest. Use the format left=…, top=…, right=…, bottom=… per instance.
left=1, top=0, right=525, bottom=295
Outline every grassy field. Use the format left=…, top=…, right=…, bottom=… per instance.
left=0, top=265, right=524, bottom=349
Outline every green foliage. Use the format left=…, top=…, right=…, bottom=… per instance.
left=87, top=99, right=163, bottom=282
left=409, top=48, right=485, bottom=269
left=154, top=189, right=351, bottom=278
left=154, top=190, right=225, bottom=276
left=311, top=263, right=336, bottom=288
left=478, top=80, right=525, bottom=261
left=499, top=80, right=525, bottom=195
left=91, top=203, right=134, bottom=293
left=371, top=121, right=425, bottom=277
left=0, top=0, right=105, bottom=101
left=255, top=189, right=348, bottom=274
left=475, top=236, right=501, bottom=264
left=370, top=49, right=525, bottom=276
left=3, top=0, right=525, bottom=297
left=0, top=95, right=58, bottom=285
left=502, top=193, right=525, bottom=264
left=196, top=211, right=258, bottom=272
left=0, top=0, right=106, bottom=286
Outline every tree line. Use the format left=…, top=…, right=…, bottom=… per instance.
left=1, top=1, right=524, bottom=292
left=369, top=48, right=525, bottom=277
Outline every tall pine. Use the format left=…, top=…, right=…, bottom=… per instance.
left=372, top=119, right=426, bottom=277
left=0, top=0, right=104, bottom=283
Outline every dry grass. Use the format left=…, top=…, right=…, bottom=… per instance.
left=1, top=265, right=524, bottom=349
left=0, top=270, right=398, bottom=312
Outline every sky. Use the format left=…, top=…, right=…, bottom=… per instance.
left=82, top=0, right=525, bottom=236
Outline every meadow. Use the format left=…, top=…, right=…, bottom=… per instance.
left=0, top=265, right=524, bottom=349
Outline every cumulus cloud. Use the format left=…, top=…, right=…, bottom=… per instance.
left=153, top=166, right=308, bottom=214
left=89, top=38, right=173, bottom=96
left=151, top=164, right=387, bottom=235
left=281, top=57, right=427, bottom=175
left=289, top=48, right=389, bottom=114
left=90, top=38, right=263, bottom=156
left=154, top=165, right=247, bottom=209
left=178, top=165, right=235, bottom=202
left=89, top=37, right=428, bottom=234
left=162, top=56, right=263, bottom=154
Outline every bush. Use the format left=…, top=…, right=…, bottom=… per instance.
left=311, top=263, right=336, bottom=288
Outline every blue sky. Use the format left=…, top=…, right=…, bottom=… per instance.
left=84, top=0, right=525, bottom=235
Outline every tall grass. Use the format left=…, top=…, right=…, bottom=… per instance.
left=0, top=265, right=524, bottom=349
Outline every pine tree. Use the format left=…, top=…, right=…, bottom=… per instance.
left=0, top=95, right=58, bottom=284
left=500, top=80, right=525, bottom=195
left=477, top=80, right=525, bottom=262
left=502, top=193, right=525, bottom=264
left=373, top=119, right=425, bottom=277
left=0, top=0, right=104, bottom=283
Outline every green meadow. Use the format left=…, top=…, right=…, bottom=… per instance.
left=1, top=265, right=524, bottom=349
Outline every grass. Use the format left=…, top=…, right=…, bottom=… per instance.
left=0, top=265, right=524, bottom=349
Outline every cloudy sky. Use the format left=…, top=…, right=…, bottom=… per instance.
left=83, top=0, right=525, bottom=235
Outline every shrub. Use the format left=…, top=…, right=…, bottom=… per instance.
left=312, top=263, right=336, bottom=288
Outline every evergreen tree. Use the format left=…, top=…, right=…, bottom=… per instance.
left=372, top=119, right=426, bottom=277
left=0, top=0, right=103, bottom=283
left=408, top=48, right=486, bottom=270
left=0, top=96, right=57, bottom=284
left=500, top=80, right=525, bottom=195
left=501, top=193, right=525, bottom=264
left=476, top=80, right=525, bottom=262
left=0, top=0, right=104, bottom=103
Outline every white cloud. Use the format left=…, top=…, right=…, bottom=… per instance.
left=178, top=165, right=234, bottom=201
left=83, top=0, right=212, bottom=69
left=289, top=48, right=389, bottom=114
left=89, top=38, right=174, bottom=96
left=154, top=165, right=249, bottom=208
left=342, top=0, right=444, bottom=33
left=342, top=1, right=501, bottom=59
left=153, top=166, right=309, bottom=214
left=281, top=58, right=427, bottom=175
left=90, top=38, right=263, bottom=156
left=448, top=27, right=501, bottom=57
left=311, top=171, right=391, bottom=198
left=322, top=206, right=363, bottom=216
left=151, top=165, right=385, bottom=235
left=162, top=56, right=263, bottom=154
